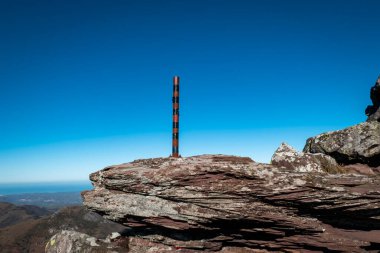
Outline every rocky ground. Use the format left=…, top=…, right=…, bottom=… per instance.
left=47, top=79, right=380, bottom=252
left=75, top=154, right=378, bottom=252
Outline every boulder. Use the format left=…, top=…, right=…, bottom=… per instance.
left=81, top=155, right=380, bottom=252
left=367, top=108, right=380, bottom=122
left=366, top=76, right=380, bottom=122
left=271, top=142, right=342, bottom=173
left=45, top=230, right=128, bottom=253
left=303, top=121, right=380, bottom=167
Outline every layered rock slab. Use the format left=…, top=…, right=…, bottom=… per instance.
left=82, top=155, right=380, bottom=252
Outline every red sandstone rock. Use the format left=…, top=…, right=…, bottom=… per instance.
left=343, top=163, right=376, bottom=175
left=80, top=155, right=380, bottom=252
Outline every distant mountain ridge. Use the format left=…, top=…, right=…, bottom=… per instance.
left=0, top=202, right=51, bottom=228
left=0, top=202, right=126, bottom=253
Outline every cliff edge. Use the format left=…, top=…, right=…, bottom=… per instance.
left=46, top=77, right=380, bottom=252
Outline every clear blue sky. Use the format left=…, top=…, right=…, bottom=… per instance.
left=0, top=0, right=379, bottom=183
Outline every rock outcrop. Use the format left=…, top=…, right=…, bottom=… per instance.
left=46, top=77, right=380, bottom=252
left=77, top=155, right=380, bottom=252
left=366, top=76, right=380, bottom=122
left=304, top=76, right=380, bottom=169
left=303, top=121, right=380, bottom=167
left=271, top=142, right=342, bottom=173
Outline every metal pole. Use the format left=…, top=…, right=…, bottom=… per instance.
left=172, top=76, right=180, bottom=157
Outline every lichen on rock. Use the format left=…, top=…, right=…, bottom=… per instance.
left=76, top=154, right=380, bottom=252
left=303, top=121, right=380, bottom=167
left=271, top=142, right=343, bottom=173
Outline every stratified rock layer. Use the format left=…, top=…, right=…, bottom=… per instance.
left=303, top=121, right=380, bottom=167
left=82, top=155, right=380, bottom=252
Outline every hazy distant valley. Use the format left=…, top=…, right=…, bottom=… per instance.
left=0, top=192, right=83, bottom=210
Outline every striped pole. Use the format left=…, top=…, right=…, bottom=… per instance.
left=172, top=76, right=180, bottom=157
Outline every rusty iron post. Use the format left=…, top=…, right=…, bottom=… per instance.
left=172, top=76, right=180, bottom=157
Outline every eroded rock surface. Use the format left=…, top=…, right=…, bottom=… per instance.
left=45, top=230, right=129, bottom=253
left=271, top=142, right=342, bottom=173
left=303, top=121, right=380, bottom=167
left=80, top=155, right=380, bottom=252
left=342, top=163, right=378, bottom=176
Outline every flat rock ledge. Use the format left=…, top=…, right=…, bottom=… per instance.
left=79, top=155, right=380, bottom=252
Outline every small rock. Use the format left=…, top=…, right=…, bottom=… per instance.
left=110, top=232, right=121, bottom=240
